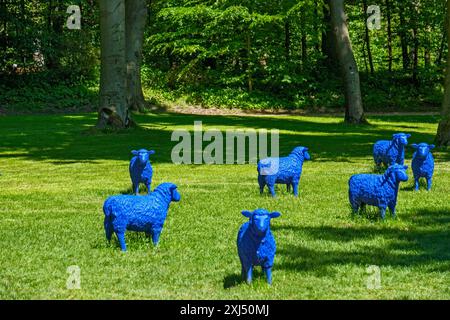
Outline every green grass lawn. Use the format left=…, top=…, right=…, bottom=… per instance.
left=0, top=112, right=449, bottom=299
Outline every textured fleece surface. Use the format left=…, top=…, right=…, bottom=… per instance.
left=257, top=146, right=310, bottom=197
left=348, top=164, right=408, bottom=219
left=237, top=209, right=280, bottom=284
left=103, top=182, right=180, bottom=251
left=129, top=149, right=154, bottom=194
left=411, top=143, right=435, bottom=191
left=373, top=133, right=410, bottom=167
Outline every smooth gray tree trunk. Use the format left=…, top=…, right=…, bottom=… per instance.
left=126, top=0, right=147, bottom=113
left=330, top=0, right=366, bottom=124
left=97, top=0, right=130, bottom=129
left=435, top=0, right=450, bottom=146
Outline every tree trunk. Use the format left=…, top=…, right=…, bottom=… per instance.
left=246, top=32, right=253, bottom=92
left=284, top=19, right=290, bottom=60
left=436, top=28, right=446, bottom=66
left=330, top=0, right=366, bottom=124
left=299, top=11, right=307, bottom=65
left=97, top=0, right=131, bottom=129
left=361, top=40, right=369, bottom=73
left=399, top=9, right=409, bottom=71
left=435, top=0, right=450, bottom=146
left=301, top=33, right=308, bottom=65
left=386, top=0, right=393, bottom=72
left=45, top=0, right=64, bottom=70
left=411, top=22, right=419, bottom=85
left=322, top=0, right=338, bottom=72
left=437, top=2, right=448, bottom=66
left=314, top=3, right=321, bottom=53
left=125, top=0, right=147, bottom=113
left=20, top=0, right=25, bottom=64
left=363, top=0, right=374, bottom=74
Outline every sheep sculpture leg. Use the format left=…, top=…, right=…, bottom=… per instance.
left=349, top=197, right=360, bottom=214
left=414, top=178, right=420, bottom=191
left=245, top=266, right=253, bottom=284
left=426, top=177, right=432, bottom=191
left=146, top=182, right=151, bottom=194
left=151, top=225, right=163, bottom=245
left=258, top=176, right=265, bottom=195
left=133, top=183, right=139, bottom=195
left=379, top=206, right=387, bottom=220
left=388, top=203, right=396, bottom=218
left=116, top=231, right=127, bottom=251
left=292, top=181, right=299, bottom=197
left=104, top=217, right=113, bottom=242
left=268, top=185, right=276, bottom=197
left=263, top=267, right=272, bottom=285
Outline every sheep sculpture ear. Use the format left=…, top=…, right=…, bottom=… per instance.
left=411, top=144, right=418, bottom=149
left=429, top=144, right=435, bottom=150
left=241, top=211, right=253, bottom=218
left=269, top=212, right=281, bottom=219
left=131, top=150, right=139, bottom=155
left=148, top=150, right=155, bottom=155
left=406, top=134, right=411, bottom=138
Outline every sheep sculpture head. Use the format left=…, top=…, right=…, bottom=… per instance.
left=392, top=133, right=411, bottom=147
left=290, top=146, right=311, bottom=162
left=131, top=149, right=155, bottom=166
left=154, top=182, right=181, bottom=202
left=411, top=143, right=435, bottom=159
left=241, top=209, right=280, bottom=237
left=385, top=164, right=409, bottom=183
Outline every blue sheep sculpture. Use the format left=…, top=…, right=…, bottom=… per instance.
left=129, top=149, right=155, bottom=194
left=348, top=164, right=408, bottom=219
left=257, top=146, right=311, bottom=197
left=237, top=209, right=281, bottom=285
left=373, top=133, right=411, bottom=168
left=103, top=182, right=180, bottom=251
left=411, top=143, right=435, bottom=191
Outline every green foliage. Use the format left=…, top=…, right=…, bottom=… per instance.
left=141, top=0, right=446, bottom=111
left=0, top=0, right=447, bottom=112
left=142, top=65, right=441, bottom=112
left=0, top=0, right=99, bottom=82
left=0, top=72, right=98, bottom=113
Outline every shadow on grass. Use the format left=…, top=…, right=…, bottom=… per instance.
left=223, top=269, right=267, bottom=289
left=119, top=186, right=150, bottom=195
left=0, top=112, right=445, bottom=164
left=223, top=273, right=243, bottom=289
left=401, top=178, right=430, bottom=192
left=48, top=160, right=101, bottom=165
left=273, top=208, right=450, bottom=276
left=94, top=231, right=155, bottom=251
